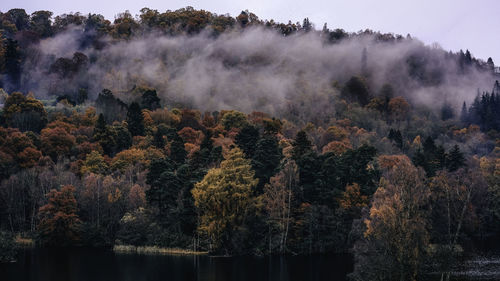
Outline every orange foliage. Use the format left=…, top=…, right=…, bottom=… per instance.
left=18, top=147, right=42, bottom=168
left=128, top=184, right=146, bottom=209
left=46, top=120, right=76, bottom=133
left=322, top=140, right=352, bottom=154
left=178, top=127, right=204, bottom=145
left=37, top=185, right=81, bottom=246
left=339, top=183, right=368, bottom=211
left=388, top=96, right=410, bottom=121
left=377, top=154, right=412, bottom=171
left=40, top=127, right=76, bottom=159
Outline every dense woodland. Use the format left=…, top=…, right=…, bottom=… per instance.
left=0, top=7, right=499, bottom=281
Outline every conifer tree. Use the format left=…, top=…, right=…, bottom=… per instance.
left=126, top=102, right=144, bottom=136
left=447, top=145, right=465, bottom=172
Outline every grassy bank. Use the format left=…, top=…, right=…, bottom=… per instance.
left=15, top=235, right=34, bottom=247
left=113, top=245, right=208, bottom=256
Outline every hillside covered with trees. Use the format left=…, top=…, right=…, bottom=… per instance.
left=0, top=6, right=499, bottom=281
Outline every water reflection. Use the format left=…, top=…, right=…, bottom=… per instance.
left=0, top=248, right=352, bottom=281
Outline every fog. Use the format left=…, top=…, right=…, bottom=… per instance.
left=19, top=26, right=496, bottom=119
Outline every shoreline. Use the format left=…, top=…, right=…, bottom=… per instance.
left=113, top=245, right=208, bottom=256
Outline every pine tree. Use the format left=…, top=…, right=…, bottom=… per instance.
left=4, top=38, right=21, bottom=90
left=235, top=125, right=260, bottom=158
left=141, top=89, right=161, bottom=110
left=126, top=102, right=144, bottom=136
left=170, top=134, right=187, bottom=166
left=460, top=102, right=468, bottom=124
left=441, top=102, right=454, bottom=121
left=388, top=129, right=403, bottom=149
left=447, top=145, right=465, bottom=172
left=252, top=135, right=282, bottom=193
left=292, top=130, right=313, bottom=161
left=146, top=157, right=175, bottom=215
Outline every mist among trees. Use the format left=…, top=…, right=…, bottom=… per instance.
left=0, top=6, right=499, bottom=281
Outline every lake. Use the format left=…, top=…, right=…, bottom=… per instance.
left=0, top=248, right=353, bottom=281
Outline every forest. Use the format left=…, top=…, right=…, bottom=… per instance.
left=0, top=6, right=499, bottom=281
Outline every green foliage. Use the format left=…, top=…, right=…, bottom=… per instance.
left=81, top=151, right=108, bottom=174
left=235, top=125, right=259, bottom=158
left=192, top=148, right=258, bottom=254
left=4, top=92, right=47, bottom=132
left=116, top=208, right=154, bottom=246
left=126, top=102, right=145, bottom=136
left=141, top=89, right=161, bottom=110
left=221, top=110, right=248, bottom=130
left=251, top=135, right=282, bottom=192
left=341, top=76, right=371, bottom=106
left=292, top=130, right=313, bottom=161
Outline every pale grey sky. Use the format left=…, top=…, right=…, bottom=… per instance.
left=2, top=0, right=499, bottom=63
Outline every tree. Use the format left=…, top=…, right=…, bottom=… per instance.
left=4, top=39, right=21, bottom=90
left=30, top=10, right=53, bottom=37
left=0, top=231, right=17, bottom=262
left=169, top=134, right=187, bottom=166
left=116, top=207, right=152, bottom=246
left=81, top=151, right=108, bottom=174
left=388, top=97, right=410, bottom=123
left=292, top=130, right=313, bottom=161
left=40, top=127, right=76, bottom=160
left=4, top=92, right=47, bottom=132
left=388, top=129, right=403, bottom=150
left=146, top=157, right=182, bottom=218
left=262, top=159, right=298, bottom=254
left=353, top=160, right=429, bottom=281
left=37, top=185, right=82, bottom=246
left=221, top=110, right=248, bottom=130
left=191, top=148, right=258, bottom=254
left=235, top=125, right=259, bottom=158
left=93, top=113, right=106, bottom=138
left=252, top=135, right=282, bottom=192
left=126, top=102, right=144, bottom=136
left=141, top=89, right=161, bottom=110
left=341, top=76, right=370, bottom=106
left=430, top=168, right=487, bottom=281
left=446, top=145, right=465, bottom=172
left=460, top=102, right=468, bottom=124
left=7, top=9, right=30, bottom=31
left=440, top=102, right=455, bottom=121
left=95, top=89, right=127, bottom=123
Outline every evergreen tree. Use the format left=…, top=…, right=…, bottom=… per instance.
left=460, top=101, right=468, bottom=124
left=153, top=127, right=166, bottom=149
left=388, top=129, right=403, bottom=149
left=292, top=130, right=313, bottom=161
left=251, top=135, right=282, bottom=193
left=4, top=38, right=21, bottom=91
left=341, top=76, right=371, bottom=106
left=441, top=102, right=454, bottom=121
left=141, top=89, right=161, bottom=110
left=235, top=125, right=260, bottom=158
left=126, top=102, right=144, bottom=136
left=146, top=157, right=176, bottom=215
left=170, top=134, right=187, bottom=166
left=447, top=145, right=465, bottom=172
left=93, top=114, right=107, bottom=139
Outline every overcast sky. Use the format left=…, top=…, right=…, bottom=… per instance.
left=2, top=0, right=499, bottom=63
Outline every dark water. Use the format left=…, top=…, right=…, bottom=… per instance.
left=0, top=248, right=353, bottom=281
